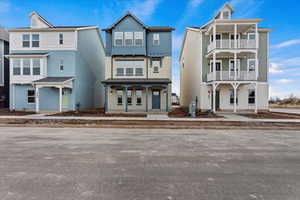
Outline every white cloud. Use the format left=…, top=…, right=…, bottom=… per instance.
left=0, top=0, right=10, bottom=13
left=128, top=0, right=161, bottom=20
left=269, top=62, right=284, bottom=74
left=229, top=0, right=264, bottom=18
left=277, top=79, right=295, bottom=84
left=272, top=39, right=300, bottom=49
left=189, top=0, right=205, bottom=8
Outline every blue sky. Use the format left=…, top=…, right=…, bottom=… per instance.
left=0, top=0, right=299, bottom=98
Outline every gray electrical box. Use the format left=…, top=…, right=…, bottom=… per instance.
left=189, top=101, right=196, bottom=118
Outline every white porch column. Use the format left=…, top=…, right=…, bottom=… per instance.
left=213, top=52, right=216, bottom=80
left=233, top=84, right=237, bottom=113
left=255, top=23, right=259, bottom=49
left=255, top=83, right=258, bottom=113
left=59, top=86, right=62, bottom=112
left=234, top=24, right=237, bottom=49
left=12, top=84, right=15, bottom=110
left=255, top=51, right=259, bottom=80
left=145, top=86, right=149, bottom=112
left=234, top=53, right=237, bottom=81
left=212, top=84, right=216, bottom=113
left=213, top=24, right=216, bottom=49
left=35, top=86, right=40, bottom=113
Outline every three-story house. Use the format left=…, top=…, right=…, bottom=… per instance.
left=0, top=28, right=9, bottom=108
left=180, top=3, right=270, bottom=113
left=7, top=12, right=106, bottom=113
left=102, top=12, right=174, bottom=113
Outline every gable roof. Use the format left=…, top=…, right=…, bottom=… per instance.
left=0, top=28, right=9, bottom=42
left=214, top=3, right=234, bottom=19
left=102, top=11, right=175, bottom=32
left=102, top=11, right=146, bottom=31
left=29, top=11, right=54, bottom=28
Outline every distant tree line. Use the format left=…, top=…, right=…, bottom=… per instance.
left=269, top=94, right=300, bottom=105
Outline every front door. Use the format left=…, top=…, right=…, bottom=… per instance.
left=152, top=90, right=161, bottom=110
left=216, top=90, right=220, bottom=110
left=62, top=90, right=69, bottom=109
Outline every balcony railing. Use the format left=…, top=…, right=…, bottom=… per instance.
left=207, top=71, right=256, bottom=81
left=207, top=39, right=257, bottom=53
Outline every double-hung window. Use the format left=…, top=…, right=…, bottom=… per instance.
left=27, top=89, right=35, bottom=104
left=152, top=59, right=161, bottom=73
left=153, top=33, right=160, bottom=45
left=59, top=33, right=64, bottom=45
left=126, top=68, right=134, bottom=76
left=117, top=90, right=123, bottom=105
left=114, top=32, right=123, bottom=46
left=13, top=59, right=21, bottom=75
left=135, top=68, right=143, bottom=76
left=124, top=32, right=133, bottom=46
left=32, top=59, right=41, bottom=75
left=134, top=32, right=143, bottom=46
left=32, top=34, right=40, bottom=47
left=22, top=34, right=30, bottom=47
left=248, top=59, right=256, bottom=72
left=229, top=89, right=238, bottom=104
left=116, top=68, right=124, bottom=76
left=59, top=59, right=64, bottom=71
left=136, top=90, right=142, bottom=105
left=248, top=90, right=255, bottom=104
left=23, top=59, right=31, bottom=75
left=248, top=33, right=256, bottom=40
left=127, top=90, right=132, bottom=105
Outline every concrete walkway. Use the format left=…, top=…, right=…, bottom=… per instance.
left=270, top=108, right=300, bottom=115
left=220, top=113, right=251, bottom=121
left=0, top=114, right=300, bottom=123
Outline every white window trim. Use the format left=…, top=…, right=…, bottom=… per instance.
left=248, top=89, right=256, bottom=105
left=209, top=60, right=222, bottom=72
left=59, top=59, right=64, bottom=71
left=22, top=34, right=30, bottom=48
left=12, top=58, right=42, bottom=76
left=114, top=32, right=124, bottom=46
left=134, top=32, right=144, bottom=46
left=59, top=33, right=64, bottom=45
left=31, top=34, right=40, bottom=48
left=124, top=32, right=133, bottom=46
left=153, top=33, right=160, bottom=45
left=247, top=59, right=256, bottom=72
left=27, top=89, right=35, bottom=104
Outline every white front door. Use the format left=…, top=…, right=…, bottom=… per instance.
left=62, top=90, right=69, bottom=109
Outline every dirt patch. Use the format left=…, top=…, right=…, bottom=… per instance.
left=239, top=112, right=300, bottom=119
left=168, top=107, right=223, bottom=118
left=269, top=104, right=300, bottom=108
left=49, top=108, right=147, bottom=118
left=0, top=109, right=35, bottom=116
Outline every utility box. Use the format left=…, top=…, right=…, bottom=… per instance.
left=189, top=101, right=196, bottom=118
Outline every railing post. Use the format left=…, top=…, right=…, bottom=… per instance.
left=234, top=24, right=237, bottom=49
left=234, top=53, right=237, bottom=81
left=213, top=52, right=216, bottom=81
left=213, top=24, right=216, bottom=49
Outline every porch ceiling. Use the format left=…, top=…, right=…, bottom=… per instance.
left=102, top=78, right=171, bottom=85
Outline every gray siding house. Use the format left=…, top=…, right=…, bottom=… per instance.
left=180, top=3, right=270, bottom=113
left=102, top=12, right=174, bottom=113
left=0, top=28, right=9, bottom=108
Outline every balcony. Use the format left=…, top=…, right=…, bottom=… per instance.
left=207, top=71, right=256, bottom=82
left=207, top=39, right=257, bottom=53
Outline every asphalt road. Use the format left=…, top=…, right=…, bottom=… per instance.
left=1, top=127, right=300, bottom=200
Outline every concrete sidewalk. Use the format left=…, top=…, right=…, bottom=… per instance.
left=0, top=114, right=300, bottom=123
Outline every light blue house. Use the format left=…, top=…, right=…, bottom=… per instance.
left=102, top=12, right=174, bottom=113
left=7, top=12, right=105, bottom=112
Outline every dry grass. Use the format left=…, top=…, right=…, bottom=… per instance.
left=269, top=104, right=300, bottom=108
left=168, top=107, right=223, bottom=118
left=0, top=109, right=35, bottom=116
left=240, top=112, right=300, bottom=119
left=49, top=108, right=147, bottom=118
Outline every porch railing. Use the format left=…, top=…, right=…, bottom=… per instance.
left=207, top=71, right=256, bottom=81
left=207, top=39, right=257, bottom=53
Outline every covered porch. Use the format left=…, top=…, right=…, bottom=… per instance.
left=102, top=79, right=171, bottom=113
left=32, top=77, right=75, bottom=113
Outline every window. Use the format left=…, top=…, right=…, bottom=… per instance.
left=230, top=34, right=239, bottom=40
left=117, top=90, right=123, bottom=105
left=116, top=68, right=124, bottom=76
left=13, top=59, right=21, bottom=75
left=153, top=33, right=160, bottom=45
left=126, top=68, right=134, bottom=76
left=22, top=34, right=30, bottom=47
left=223, top=11, right=230, bottom=19
left=248, top=89, right=255, bottom=104
left=59, top=33, right=64, bottom=45
left=124, top=32, right=133, bottom=46
left=27, top=89, right=35, bottom=104
left=134, top=32, right=143, bottom=46
left=32, top=59, right=41, bottom=75
left=32, top=34, right=40, bottom=47
left=210, top=34, right=221, bottom=42
left=127, top=90, right=132, bottom=105
left=136, top=90, right=142, bottom=105
left=135, top=68, right=143, bottom=76
left=248, top=33, right=256, bottom=40
left=152, top=60, right=160, bottom=73
left=23, top=59, right=31, bottom=75
left=248, top=59, right=256, bottom=72
left=59, top=59, right=64, bottom=71
left=210, top=60, right=222, bottom=72
left=230, top=89, right=238, bottom=104
left=114, top=32, right=123, bottom=46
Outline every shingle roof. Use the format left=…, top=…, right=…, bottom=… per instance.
left=12, top=26, right=94, bottom=29
left=9, top=53, right=49, bottom=56
left=148, top=26, right=175, bottom=31
left=33, top=77, right=74, bottom=83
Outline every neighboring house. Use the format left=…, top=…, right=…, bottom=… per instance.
left=171, top=93, right=180, bottom=105
left=0, top=28, right=9, bottom=108
left=7, top=12, right=105, bottom=112
left=179, top=3, right=270, bottom=113
left=102, top=12, right=174, bottom=113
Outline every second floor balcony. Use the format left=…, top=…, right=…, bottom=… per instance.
left=207, top=71, right=256, bottom=82
left=207, top=39, right=257, bottom=53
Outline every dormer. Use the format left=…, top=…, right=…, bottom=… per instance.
left=29, top=11, right=54, bottom=29
left=214, top=3, right=234, bottom=19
